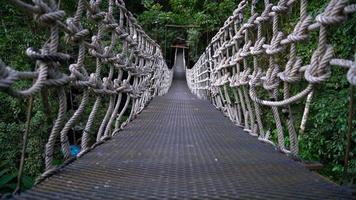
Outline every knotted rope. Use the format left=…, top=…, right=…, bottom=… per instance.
left=187, top=0, right=355, bottom=156
left=0, top=0, right=172, bottom=183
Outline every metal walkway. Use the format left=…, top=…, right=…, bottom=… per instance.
left=16, top=56, right=352, bottom=199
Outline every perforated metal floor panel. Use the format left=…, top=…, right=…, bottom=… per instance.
left=15, top=71, right=352, bottom=199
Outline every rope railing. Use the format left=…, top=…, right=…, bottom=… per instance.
left=187, top=0, right=355, bottom=156
left=0, top=0, right=172, bottom=184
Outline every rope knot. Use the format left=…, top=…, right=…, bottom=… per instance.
left=305, top=45, right=334, bottom=84
left=122, top=81, right=133, bottom=93
left=89, top=36, right=104, bottom=58
left=228, top=73, right=239, bottom=87
left=105, top=23, right=118, bottom=31
left=315, top=0, right=347, bottom=26
left=240, top=41, right=252, bottom=57
left=239, top=68, right=251, bottom=86
left=264, top=32, right=285, bottom=55
left=281, top=16, right=312, bottom=45
left=69, top=64, right=84, bottom=80
left=250, top=38, right=266, bottom=56
left=26, top=47, right=71, bottom=63
left=242, top=13, right=258, bottom=30
left=278, top=57, right=302, bottom=83
left=87, top=0, right=106, bottom=21
left=87, top=73, right=98, bottom=87
left=249, top=68, right=263, bottom=86
left=271, top=0, right=288, bottom=13
left=102, top=77, right=114, bottom=91
left=263, top=64, right=280, bottom=91
left=254, top=4, right=272, bottom=24
left=65, top=18, right=90, bottom=44
left=32, top=0, right=65, bottom=24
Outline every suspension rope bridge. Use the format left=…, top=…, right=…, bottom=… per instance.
left=0, top=0, right=355, bottom=199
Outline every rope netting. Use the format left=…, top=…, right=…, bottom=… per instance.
left=0, top=0, right=172, bottom=182
left=187, top=0, right=355, bottom=156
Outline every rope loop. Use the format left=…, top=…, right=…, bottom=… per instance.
left=305, top=46, right=334, bottom=84
left=278, top=57, right=302, bottom=83
left=315, top=0, right=348, bottom=26
left=32, top=0, right=65, bottom=25
left=65, top=18, right=90, bottom=44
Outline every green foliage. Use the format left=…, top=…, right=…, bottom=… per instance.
left=0, top=1, right=46, bottom=193
left=297, top=1, right=355, bottom=183
left=137, top=0, right=239, bottom=63
left=0, top=161, right=34, bottom=194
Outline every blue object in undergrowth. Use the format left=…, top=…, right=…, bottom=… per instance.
left=70, top=145, right=81, bottom=156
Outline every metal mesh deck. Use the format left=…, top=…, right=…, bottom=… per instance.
left=15, top=70, right=352, bottom=199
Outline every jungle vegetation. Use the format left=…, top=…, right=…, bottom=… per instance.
left=0, top=0, right=355, bottom=194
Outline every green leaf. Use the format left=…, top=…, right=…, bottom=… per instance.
left=0, top=174, right=17, bottom=187
left=21, top=176, right=34, bottom=189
